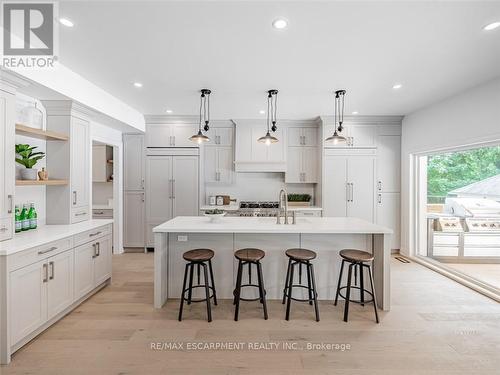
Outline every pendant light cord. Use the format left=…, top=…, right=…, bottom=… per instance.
left=199, top=93, right=203, bottom=131
left=267, top=93, right=271, bottom=133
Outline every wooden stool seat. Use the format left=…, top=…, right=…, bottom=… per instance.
left=339, top=249, right=374, bottom=263
left=286, top=248, right=317, bottom=261
left=235, top=248, right=265, bottom=262
left=183, top=248, right=214, bottom=262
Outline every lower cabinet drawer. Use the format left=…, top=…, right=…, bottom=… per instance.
left=73, top=224, right=112, bottom=247
left=0, top=217, right=13, bottom=242
left=9, top=237, right=73, bottom=271
left=71, top=207, right=90, bottom=223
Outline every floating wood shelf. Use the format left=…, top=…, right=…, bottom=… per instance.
left=16, top=179, right=68, bottom=186
left=15, top=124, right=69, bottom=141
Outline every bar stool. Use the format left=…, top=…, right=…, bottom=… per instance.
left=334, top=249, right=379, bottom=323
left=233, top=248, right=268, bottom=321
left=178, top=249, right=217, bottom=322
left=282, top=248, right=320, bottom=322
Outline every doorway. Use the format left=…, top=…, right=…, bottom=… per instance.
left=414, top=144, right=500, bottom=293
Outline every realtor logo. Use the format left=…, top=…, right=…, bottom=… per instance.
left=1, top=1, right=58, bottom=68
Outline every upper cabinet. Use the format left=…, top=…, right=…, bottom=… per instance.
left=234, top=120, right=286, bottom=172
left=285, top=125, right=320, bottom=183
left=323, top=123, right=376, bottom=148
left=43, top=101, right=91, bottom=224
left=204, top=125, right=234, bottom=185
left=123, top=134, right=144, bottom=191
left=0, top=88, right=16, bottom=242
left=288, top=127, right=318, bottom=147
left=145, top=123, right=198, bottom=148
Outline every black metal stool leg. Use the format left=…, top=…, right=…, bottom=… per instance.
left=306, top=261, right=313, bottom=306
left=202, top=263, right=212, bottom=322
left=178, top=263, right=189, bottom=321
left=343, top=263, right=354, bottom=322
left=234, top=260, right=243, bottom=321
left=187, top=262, right=194, bottom=305
left=285, top=262, right=295, bottom=321
left=354, top=263, right=357, bottom=286
left=367, top=264, right=380, bottom=324
left=309, top=262, right=320, bottom=322
left=256, top=261, right=268, bottom=320
left=299, top=262, right=302, bottom=284
left=282, top=258, right=292, bottom=304
left=248, top=261, right=252, bottom=285
left=208, top=259, right=217, bottom=306
left=359, top=263, right=365, bottom=306
left=197, top=263, right=201, bottom=285
left=334, top=260, right=345, bottom=306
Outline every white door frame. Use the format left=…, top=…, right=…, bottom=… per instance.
left=91, top=135, right=124, bottom=255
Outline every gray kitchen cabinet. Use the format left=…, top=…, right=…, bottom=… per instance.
left=288, top=126, right=318, bottom=147
left=124, top=191, right=145, bottom=248
left=123, top=134, right=144, bottom=191
left=323, top=150, right=376, bottom=222
left=146, top=123, right=199, bottom=147
left=286, top=146, right=318, bottom=183
left=145, top=154, right=199, bottom=246
left=376, top=192, right=401, bottom=250
left=204, top=146, right=233, bottom=184
left=376, top=135, right=401, bottom=193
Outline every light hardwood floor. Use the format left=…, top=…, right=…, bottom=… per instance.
left=2, top=253, right=500, bottom=375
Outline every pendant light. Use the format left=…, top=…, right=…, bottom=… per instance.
left=258, top=89, right=279, bottom=145
left=189, top=89, right=211, bottom=144
left=325, top=89, right=347, bottom=144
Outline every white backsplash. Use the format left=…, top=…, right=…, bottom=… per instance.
left=204, top=172, right=316, bottom=205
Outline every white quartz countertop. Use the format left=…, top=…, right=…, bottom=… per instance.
left=0, top=219, right=114, bottom=256
left=153, top=216, right=392, bottom=234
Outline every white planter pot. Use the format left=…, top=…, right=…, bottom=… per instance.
left=20, top=168, right=38, bottom=180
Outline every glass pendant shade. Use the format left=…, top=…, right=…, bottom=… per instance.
left=325, top=131, right=347, bottom=144
left=189, top=129, right=210, bottom=144
left=257, top=131, right=279, bottom=146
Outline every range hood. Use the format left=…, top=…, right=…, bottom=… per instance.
left=233, top=120, right=286, bottom=173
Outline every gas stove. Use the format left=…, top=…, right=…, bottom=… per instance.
left=227, top=201, right=280, bottom=217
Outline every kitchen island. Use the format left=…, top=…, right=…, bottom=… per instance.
left=153, top=216, right=393, bottom=310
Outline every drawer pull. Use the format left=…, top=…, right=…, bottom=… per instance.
left=75, top=212, right=87, bottom=216
left=49, top=261, right=55, bottom=280
left=0, top=226, right=7, bottom=232
left=38, top=246, right=58, bottom=255
left=94, top=211, right=104, bottom=215
left=89, top=231, right=102, bottom=238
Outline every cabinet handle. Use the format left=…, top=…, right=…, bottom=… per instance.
left=92, top=244, right=97, bottom=258
left=38, top=246, right=58, bottom=255
left=49, top=261, right=55, bottom=280
left=7, top=194, right=13, bottom=214
left=0, top=226, right=7, bottom=232
left=350, top=183, right=354, bottom=202
left=89, top=231, right=102, bottom=237
left=378, top=194, right=382, bottom=204
left=377, top=181, right=382, bottom=191
left=75, top=211, right=87, bottom=216
left=172, top=179, right=176, bottom=199
left=141, top=179, right=145, bottom=189
left=42, top=263, right=48, bottom=283
left=346, top=183, right=349, bottom=202
left=96, top=242, right=100, bottom=257
left=73, top=191, right=77, bottom=205
left=173, top=136, right=176, bottom=146
left=142, top=193, right=145, bottom=202
left=94, top=211, right=104, bottom=215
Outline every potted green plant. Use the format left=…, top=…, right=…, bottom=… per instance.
left=287, top=193, right=312, bottom=207
left=15, top=144, right=45, bottom=180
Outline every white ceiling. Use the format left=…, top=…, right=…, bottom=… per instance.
left=57, top=0, right=500, bottom=119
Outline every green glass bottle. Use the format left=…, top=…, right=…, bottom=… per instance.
left=28, top=203, right=37, bottom=230
left=15, top=205, right=22, bottom=233
left=21, top=204, right=30, bottom=231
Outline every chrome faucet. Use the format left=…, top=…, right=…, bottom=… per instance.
left=277, top=188, right=289, bottom=224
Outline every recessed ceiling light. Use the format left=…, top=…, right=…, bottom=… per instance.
left=484, top=21, right=500, bottom=31
left=166, top=109, right=173, bottom=114
left=59, top=18, right=74, bottom=27
left=259, top=110, right=265, bottom=114
left=352, top=111, right=359, bottom=115
left=133, top=82, right=143, bottom=88
left=392, top=83, right=403, bottom=89
left=272, top=18, right=288, bottom=29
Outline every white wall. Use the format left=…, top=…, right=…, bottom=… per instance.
left=204, top=172, right=316, bottom=204
left=401, top=77, right=500, bottom=256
